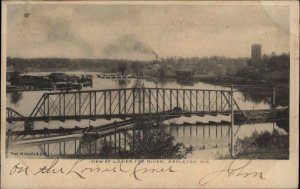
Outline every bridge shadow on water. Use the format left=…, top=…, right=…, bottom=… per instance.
left=76, top=124, right=234, bottom=159
left=34, top=122, right=234, bottom=159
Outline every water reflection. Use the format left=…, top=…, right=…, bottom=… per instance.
left=241, top=90, right=272, bottom=105
left=175, top=79, right=195, bottom=86
left=146, top=77, right=171, bottom=88
left=170, top=124, right=230, bottom=149
left=10, top=92, right=23, bottom=105
left=78, top=124, right=231, bottom=158
left=238, top=87, right=289, bottom=107
left=77, top=125, right=193, bottom=159
left=116, top=79, right=130, bottom=88
left=7, top=120, right=285, bottom=159
left=59, top=122, right=280, bottom=159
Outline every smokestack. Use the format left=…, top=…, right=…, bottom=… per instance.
left=152, top=52, right=158, bottom=61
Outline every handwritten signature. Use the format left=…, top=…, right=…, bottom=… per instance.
left=9, top=159, right=177, bottom=181
left=199, top=160, right=266, bottom=185
left=9, top=159, right=266, bottom=185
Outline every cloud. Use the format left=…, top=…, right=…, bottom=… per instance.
left=43, top=16, right=94, bottom=57
left=7, top=4, right=94, bottom=58
left=7, top=4, right=290, bottom=59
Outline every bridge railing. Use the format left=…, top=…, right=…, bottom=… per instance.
left=26, top=88, right=234, bottom=121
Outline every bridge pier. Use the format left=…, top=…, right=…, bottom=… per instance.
left=230, top=85, right=235, bottom=157
left=118, top=132, right=121, bottom=154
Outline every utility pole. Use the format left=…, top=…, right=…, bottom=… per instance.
left=114, top=121, right=117, bottom=156
left=272, top=87, right=276, bottom=108
left=272, top=87, right=276, bottom=142
left=230, top=84, right=234, bottom=157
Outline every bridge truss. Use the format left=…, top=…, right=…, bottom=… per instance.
left=6, top=88, right=239, bottom=123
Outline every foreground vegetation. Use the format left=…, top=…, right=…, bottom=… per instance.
left=220, top=130, right=289, bottom=159
left=79, top=125, right=193, bottom=159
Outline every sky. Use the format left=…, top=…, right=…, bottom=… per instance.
left=7, top=3, right=290, bottom=60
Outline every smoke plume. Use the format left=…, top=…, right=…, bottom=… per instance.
left=103, top=35, right=156, bottom=58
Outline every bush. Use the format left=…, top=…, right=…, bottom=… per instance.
left=81, top=125, right=193, bottom=159
left=232, top=130, right=289, bottom=159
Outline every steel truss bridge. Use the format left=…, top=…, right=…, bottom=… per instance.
left=6, top=87, right=241, bottom=123
left=6, top=87, right=252, bottom=157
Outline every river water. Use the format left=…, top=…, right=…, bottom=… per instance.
left=6, top=71, right=287, bottom=159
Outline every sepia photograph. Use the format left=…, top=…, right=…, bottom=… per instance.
left=4, top=2, right=292, bottom=160
left=1, top=1, right=299, bottom=188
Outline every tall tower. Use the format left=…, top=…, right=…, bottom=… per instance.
left=251, top=44, right=262, bottom=62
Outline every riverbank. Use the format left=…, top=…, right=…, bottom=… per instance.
left=194, top=76, right=287, bottom=89
left=7, top=72, right=93, bottom=93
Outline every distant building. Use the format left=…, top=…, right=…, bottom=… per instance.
left=175, top=63, right=195, bottom=81
left=145, top=60, right=160, bottom=75
left=248, top=44, right=262, bottom=67
left=251, top=44, right=262, bottom=62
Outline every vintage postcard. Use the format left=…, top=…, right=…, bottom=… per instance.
left=1, top=1, right=299, bottom=188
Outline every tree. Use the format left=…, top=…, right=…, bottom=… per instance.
left=158, top=64, right=167, bottom=78
left=10, top=92, right=23, bottom=105
left=97, top=123, right=193, bottom=159
left=233, top=130, right=288, bottom=159
left=131, top=61, right=144, bottom=74
left=9, top=71, right=21, bottom=84
left=117, top=62, right=127, bottom=75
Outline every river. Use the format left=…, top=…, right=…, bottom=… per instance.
left=6, top=71, right=288, bottom=159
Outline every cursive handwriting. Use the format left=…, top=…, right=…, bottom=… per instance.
left=199, top=160, right=266, bottom=186
left=9, top=159, right=177, bottom=181
left=10, top=163, right=29, bottom=175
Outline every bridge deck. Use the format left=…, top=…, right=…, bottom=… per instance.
left=6, top=108, right=287, bottom=123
